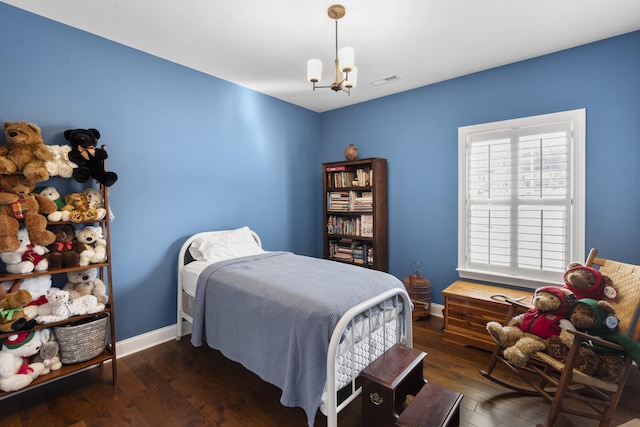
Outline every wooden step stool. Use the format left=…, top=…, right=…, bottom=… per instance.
left=395, top=381, right=463, bottom=427
left=358, top=344, right=428, bottom=427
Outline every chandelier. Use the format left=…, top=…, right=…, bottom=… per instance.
left=307, top=4, right=357, bottom=94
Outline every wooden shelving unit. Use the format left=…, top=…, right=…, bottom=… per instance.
left=0, top=182, right=116, bottom=398
left=322, top=157, right=388, bottom=271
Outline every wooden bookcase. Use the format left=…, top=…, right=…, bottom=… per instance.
left=322, top=157, right=388, bottom=271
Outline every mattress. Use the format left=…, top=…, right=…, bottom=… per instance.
left=180, top=260, right=211, bottom=318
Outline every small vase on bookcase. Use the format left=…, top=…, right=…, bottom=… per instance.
left=344, top=144, right=358, bottom=161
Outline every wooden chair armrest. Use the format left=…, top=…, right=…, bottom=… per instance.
left=566, top=329, right=626, bottom=352
left=502, top=299, right=531, bottom=323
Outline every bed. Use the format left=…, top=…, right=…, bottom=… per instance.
left=176, top=226, right=413, bottom=427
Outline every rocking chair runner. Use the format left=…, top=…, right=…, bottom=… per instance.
left=480, top=248, right=640, bottom=427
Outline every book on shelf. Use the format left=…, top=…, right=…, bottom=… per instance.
left=327, top=238, right=371, bottom=265
left=361, top=215, right=373, bottom=238
left=326, top=165, right=346, bottom=172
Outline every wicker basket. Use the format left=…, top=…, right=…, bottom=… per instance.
left=54, top=313, right=109, bottom=364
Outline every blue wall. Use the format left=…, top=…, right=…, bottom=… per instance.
left=320, top=31, right=640, bottom=301
left=1, top=3, right=639, bottom=340
left=0, top=4, right=320, bottom=340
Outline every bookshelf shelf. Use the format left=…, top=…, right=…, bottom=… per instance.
left=323, top=157, right=388, bottom=271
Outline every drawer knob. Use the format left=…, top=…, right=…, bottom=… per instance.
left=370, top=392, right=383, bottom=406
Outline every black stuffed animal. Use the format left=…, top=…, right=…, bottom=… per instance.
left=64, top=128, right=118, bottom=187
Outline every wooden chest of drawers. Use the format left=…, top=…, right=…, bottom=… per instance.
left=442, top=281, right=533, bottom=351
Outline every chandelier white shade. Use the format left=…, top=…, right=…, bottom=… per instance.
left=307, top=5, right=357, bottom=94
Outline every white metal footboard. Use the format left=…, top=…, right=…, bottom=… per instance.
left=323, top=288, right=413, bottom=427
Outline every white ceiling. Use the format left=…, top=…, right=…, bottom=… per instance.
left=5, top=0, right=640, bottom=113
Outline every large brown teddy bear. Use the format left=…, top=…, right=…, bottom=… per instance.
left=563, top=262, right=618, bottom=301
left=547, top=299, right=640, bottom=383
left=0, top=175, right=58, bottom=253
left=0, top=122, right=51, bottom=182
left=486, top=286, right=575, bottom=367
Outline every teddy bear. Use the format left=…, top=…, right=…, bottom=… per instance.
left=563, top=262, right=618, bottom=301
left=0, top=330, right=46, bottom=391
left=82, top=188, right=107, bottom=220
left=7, top=276, right=54, bottom=320
left=0, top=174, right=58, bottom=252
left=33, top=186, right=70, bottom=222
left=0, top=121, right=51, bottom=183
left=64, top=128, right=118, bottom=187
left=486, top=286, right=576, bottom=367
left=30, top=328, right=61, bottom=375
left=46, top=224, right=92, bottom=269
left=61, top=192, right=99, bottom=223
left=1, top=276, right=54, bottom=321
left=0, top=289, right=37, bottom=333
left=35, top=290, right=104, bottom=324
left=44, top=144, right=77, bottom=178
left=0, top=228, right=49, bottom=274
left=547, top=298, right=640, bottom=383
left=75, top=226, right=107, bottom=264
left=63, top=268, right=108, bottom=304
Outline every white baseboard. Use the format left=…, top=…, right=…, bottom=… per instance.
left=116, top=320, right=191, bottom=358
left=431, top=302, right=444, bottom=318
left=116, top=306, right=443, bottom=359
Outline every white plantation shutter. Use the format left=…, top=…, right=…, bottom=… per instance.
left=458, top=110, right=585, bottom=288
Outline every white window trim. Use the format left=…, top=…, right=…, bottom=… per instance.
left=457, top=109, right=586, bottom=289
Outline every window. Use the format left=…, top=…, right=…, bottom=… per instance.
left=458, top=109, right=585, bottom=288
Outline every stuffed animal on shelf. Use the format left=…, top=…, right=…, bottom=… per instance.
left=0, top=289, right=37, bottom=333
left=35, top=289, right=104, bottom=324
left=44, top=144, right=77, bottom=179
left=0, top=121, right=51, bottom=183
left=563, top=262, right=618, bottom=301
left=0, top=330, right=46, bottom=391
left=34, top=186, right=70, bottom=222
left=547, top=298, right=640, bottom=383
left=64, top=128, right=118, bottom=187
left=82, top=188, right=107, bottom=220
left=45, top=224, right=92, bottom=269
left=0, top=174, right=58, bottom=252
left=30, top=328, right=61, bottom=375
left=2, top=276, right=54, bottom=320
left=75, top=226, right=107, bottom=264
left=63, top=268, right=108, bottom=304
left=0, top=228, right=49, bottom=274
left=61, top=192, right=99, bottom=223
left=486, top=286, right=576, bottom=367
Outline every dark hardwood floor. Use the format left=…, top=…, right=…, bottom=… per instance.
left=1, top=316, right=639, bottom=426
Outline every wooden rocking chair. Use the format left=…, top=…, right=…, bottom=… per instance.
left=480, top=248, right=640, bottom=427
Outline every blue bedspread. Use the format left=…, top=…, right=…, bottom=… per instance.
left=190, top=252, right=405, bottom=426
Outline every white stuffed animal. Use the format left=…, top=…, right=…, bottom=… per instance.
left=75, top=226, right=107, bottom=264
left=45, top=144, right=77, bottom=178
left=0, top=228, right=49, bottom=274
left=0, top=330, right=46, bottom=391
left=63, top=268, right=108, bottom=304
left=36, top=290, right=104, bottom=324
left=1, top=276, right=54, bottom=320
left=35, top=186, right=70, bottom=222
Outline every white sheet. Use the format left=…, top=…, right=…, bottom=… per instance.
left=181, top=260, right=212, bottom=297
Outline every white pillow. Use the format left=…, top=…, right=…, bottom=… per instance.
left=188, top=227, right=264, bottom=263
